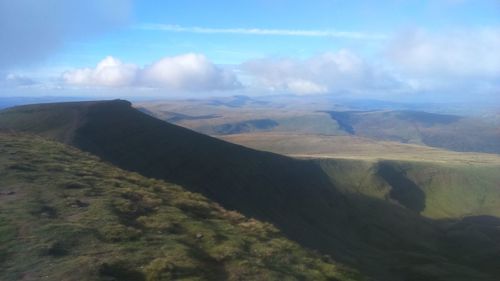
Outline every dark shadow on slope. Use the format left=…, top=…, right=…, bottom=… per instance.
left=376, top=162, right=426, bottom=214
left=438, top=215, right=500, bottom=277
left=324, top=111, right=358, bottom=134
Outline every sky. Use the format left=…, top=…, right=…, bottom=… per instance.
left=0, top=0, right=499, bottom=102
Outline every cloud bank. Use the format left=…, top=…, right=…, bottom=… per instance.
left=242, top=50, right=398, bottom=95
left=23, top=24, right=500, bottom=98
left=62, top=54, right=241, bottom=92
left=388, top=28, right=500, bottom=78
left=387, top=28, right=500, bottom=92
left=0, top=74, right=37, bottom=88
left=0, top=0, right=132, bottom=69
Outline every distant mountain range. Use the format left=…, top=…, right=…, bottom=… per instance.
left=137, top=97, right=500, bottom=154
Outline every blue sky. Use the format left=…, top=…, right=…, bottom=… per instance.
left=53, top=1, right=500, bottom=64
left=0, top=0, right=499, bottom=100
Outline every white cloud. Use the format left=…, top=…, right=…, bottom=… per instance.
left=136, top=24, right=386, bottom=40
left=286, top=80, right=328, bottom=95
left=140, top=53, right=241, bottom=91
left=388, top=28, right=500, bottom=78
left=0, top=73, right=37, bottom=87
left=62, top=53, right=241, bottom=92
left=62, top=56, right=138, bottom=87
left=242, top=50, right=398, bottom=95
left=386, top=28, right=500, bottom=94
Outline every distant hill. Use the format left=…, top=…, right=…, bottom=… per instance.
left=0, top=133, right=358, bottom=281
left=213, top=119, right=278, bottom=134
left=208, top=95, right=270, bottom=108
left=138, top=100, right=500, bottom=154
left=325, top=110, right=500, bottom=154
left=220, top=132, right=500, bottom=165
left=1, top=100, right=499, bottom=280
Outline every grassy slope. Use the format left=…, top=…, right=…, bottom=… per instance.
left=222, top=131, right=500, bottom=273
left=1, top=100, right=499, bottom=280
left=317, top=159, right=500, bottom=219
left=220, top=133, right=500, bottom=164
left=0, top=133, right=360, bottom=281
left=0, top=101, right=97, bottom=142
left=220, top=132, right=500, bottom=219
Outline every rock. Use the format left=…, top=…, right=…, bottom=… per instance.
left=68, top=199, right=89, bottom=208
left=40, top=212, right=51, bottom=218
left=0, top=191, right=16, bottom=196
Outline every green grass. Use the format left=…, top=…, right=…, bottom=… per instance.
left=0, top=133, right=361, bottom=281
left=221, top=131, right=500, bottom=219
left=401, top=162, right=500, bottom=218
left=0, top=101, right=92, bottom=142
left=317, top=158, right=500, bottom=219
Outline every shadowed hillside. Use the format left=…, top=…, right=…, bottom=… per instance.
left=1, top=100, right=499, bottom=280
left=0, top=133, right=360, bottom=281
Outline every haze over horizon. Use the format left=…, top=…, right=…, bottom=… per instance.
left=0, top=0, right=499, bottom=104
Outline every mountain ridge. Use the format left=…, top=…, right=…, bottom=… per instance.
left=1, top=100, right=499, bottom=280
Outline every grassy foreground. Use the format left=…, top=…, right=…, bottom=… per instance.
left=0, top=133, right=362, bottom=281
